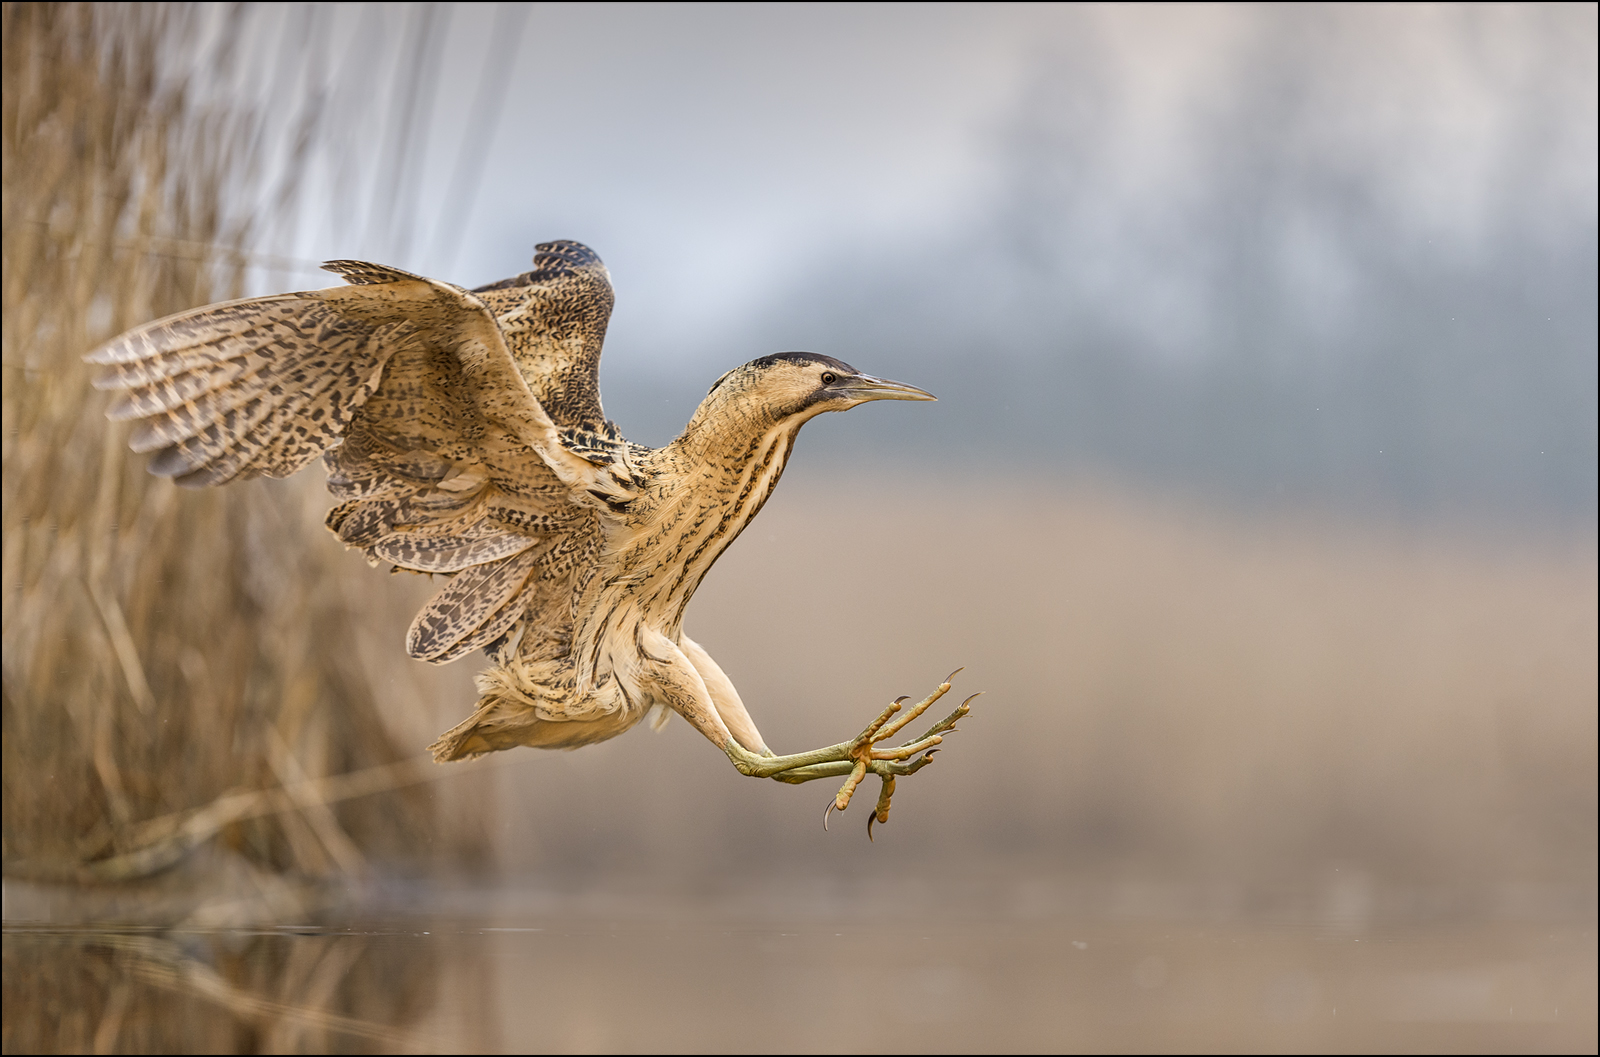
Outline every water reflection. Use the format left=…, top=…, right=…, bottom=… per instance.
left=6, top=911, right=1593, bottom=1053
left=1, top=927, right=441, bottom=1054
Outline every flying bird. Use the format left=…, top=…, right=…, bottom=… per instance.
left=87, top=241, right=976, bottom=831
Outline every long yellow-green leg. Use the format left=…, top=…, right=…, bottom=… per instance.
left=723, top=669, right=980, bottom=837
left=721, top=683, right=933, bottom=778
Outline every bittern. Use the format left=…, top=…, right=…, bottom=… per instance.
left=88, top=241, right=977, bottom=831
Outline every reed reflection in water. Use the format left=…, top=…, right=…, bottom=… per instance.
left=4, top=912, right=1594, bottom=1054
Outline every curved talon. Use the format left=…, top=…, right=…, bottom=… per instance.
left=824, top=800, right=835, bottom=830
left=943, top=666, right=965, bottom=685
left=867, top=812, right=877, bottom=841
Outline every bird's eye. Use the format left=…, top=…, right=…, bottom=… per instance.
left=820, top=371, right=838, bottom=385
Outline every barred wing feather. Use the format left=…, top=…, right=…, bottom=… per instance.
left=470, top=240, right=614, bottom=432
left=87, top=259, right=613, bottom=665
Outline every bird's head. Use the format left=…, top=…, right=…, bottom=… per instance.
left=699, top=352, right=935, bottom=429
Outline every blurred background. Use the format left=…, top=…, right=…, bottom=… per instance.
left=3, top=2, right=1594, bottom=1052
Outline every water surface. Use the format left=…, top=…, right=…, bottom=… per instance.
left=5, top=911, right=1593, bottom=1053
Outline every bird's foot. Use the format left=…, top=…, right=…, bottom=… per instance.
left=722, top=669, right=980, bottom=838
left=824, top=669, right=977, bottom=839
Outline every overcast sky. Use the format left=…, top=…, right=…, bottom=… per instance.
left=217, top=3, right=1593, bottom=356
left=185, top=3, right=1595, bottom=519
left=223, top=4, right=1077, bottom=333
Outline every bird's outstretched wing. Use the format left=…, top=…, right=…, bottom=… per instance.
left=470, top=240, right=614, bottom=432
left=87, top=260, right=637, bottom=665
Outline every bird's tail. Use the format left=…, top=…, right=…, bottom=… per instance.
left=428, top=662, right=638, bottom=761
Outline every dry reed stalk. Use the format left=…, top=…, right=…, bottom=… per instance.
left=1, top=2, right=434, bottom=910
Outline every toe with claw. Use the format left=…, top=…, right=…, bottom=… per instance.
left=829, top=668, right=979, bottom=831
left=789, top=668, right=979, bottom=837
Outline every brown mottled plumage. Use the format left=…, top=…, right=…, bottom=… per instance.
left=89, top=241, right=976, bottom=824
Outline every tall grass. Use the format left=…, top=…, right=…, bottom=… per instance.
left=1, top=2, right=436, bottom=919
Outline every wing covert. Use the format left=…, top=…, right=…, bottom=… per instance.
left=471, top=240, right=614, bottom=432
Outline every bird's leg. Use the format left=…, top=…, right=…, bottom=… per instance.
left=680, top=634, right=770, bottom=754
left=721, top=668, right=981, bottom=827
left=647, top=635, right=977, bottom=829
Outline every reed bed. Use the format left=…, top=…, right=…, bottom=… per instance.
left=1, top=2, right=442, bottom=921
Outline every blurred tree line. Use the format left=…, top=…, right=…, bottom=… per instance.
left=715, top=4, right=1597, bottom=526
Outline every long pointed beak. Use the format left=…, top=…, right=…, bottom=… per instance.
left=839, top=374, right=937, bottom=402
